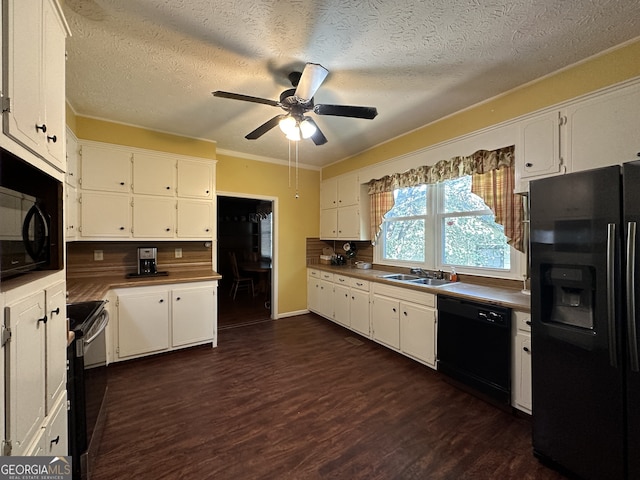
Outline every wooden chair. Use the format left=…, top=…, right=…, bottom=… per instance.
left=228, top=252, right=254, bottom=300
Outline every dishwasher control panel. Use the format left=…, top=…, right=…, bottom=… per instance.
left=478, top=309, right=507, bottom=325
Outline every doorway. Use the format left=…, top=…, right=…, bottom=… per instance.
left=217, top=195, right=274, bottom=329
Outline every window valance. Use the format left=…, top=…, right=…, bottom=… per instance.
left=367, top=146, right=515, bottom=194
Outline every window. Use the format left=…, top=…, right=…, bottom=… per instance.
left=379, top=176, right=513, bottom=273
left=440, top=176, right=510, bottom=270
left=382, top=185, right=427, bottom=262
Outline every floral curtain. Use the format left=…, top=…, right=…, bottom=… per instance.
left=367, top=145, right=524, bottom=252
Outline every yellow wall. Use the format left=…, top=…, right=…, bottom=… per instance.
left=69, top=115, right=320, bottom=316
left=323, top=38, right=640, bottom=178
left=216, top=152, right=320, bottom=314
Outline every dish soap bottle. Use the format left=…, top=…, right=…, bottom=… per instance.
left=450, top=268, right=458, bottom=282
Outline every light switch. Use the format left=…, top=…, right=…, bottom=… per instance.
left=94, top=250, right=103, bottom=261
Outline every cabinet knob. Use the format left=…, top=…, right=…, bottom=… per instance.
left=35, top=123, right=47, bottom=133
left=392, top=308, right=396, bottom=313
left=166, top=186, right=171, bottom=190
left=525, top=162, right=533, bottom=168
left=526, top=320, right=532, bottom=326
left=166, top=228, right=171, bottom=232
left=159, top=299, right=164, bottom=303
left=205, top=228, right=210, bottom=232
left=205, top=190, right=210, bottom=194
left=51, top=307, right=60, bottom=316
left=176, top=297, right=181, bottom=301
left=119, top=226, right=125, bottom=230
left=47, top=134, right=57, bottom=143
left=523, top=346, right=530, bottom=353
left=120, top=182, right=125, bottom=186
left=38, top=315, right=48, bottom=325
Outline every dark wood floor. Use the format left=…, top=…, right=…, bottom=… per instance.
left=218, top=282, right=272, bottom=330
left=92, top=314, right=566, bottom=480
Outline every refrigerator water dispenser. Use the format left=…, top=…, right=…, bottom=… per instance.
left=543, top=265, right=595, bottom=330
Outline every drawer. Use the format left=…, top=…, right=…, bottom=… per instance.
left=334, top=274, right=350, bottom=285
left=513, top=310, right=531, bottom=332
left=308, top=269, right=320, bottom=278
left=320, top=271, right=334, bottom=281
left=349, top=278, right=370, bottom=291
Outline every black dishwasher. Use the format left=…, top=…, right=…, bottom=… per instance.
left=437, top=295, right=512, bottom=406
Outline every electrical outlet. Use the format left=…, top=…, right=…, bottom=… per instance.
left=94, top=250, right=104, bottom=261
left=175, top=248, right=182, bottom=258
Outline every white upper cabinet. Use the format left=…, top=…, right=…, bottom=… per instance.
left=2, top=0, right=68, bottom=170
left=80, top=144, right=132, bottom=193
left=76, top=141, right=216, bottom=240
left=518, top=110, right=564, bottom=180
left=177, top=158, right=213, bottom=199
left=132, top=153, right=176, bottom=196
left=567, top=82, right=640, bottom=173
left=319, top=174, right=370, bottom=241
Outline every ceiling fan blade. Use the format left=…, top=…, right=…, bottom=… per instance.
left=305, top=118, right=327, bottom=145
left=245, top=115, right=284, bottom=140
left=212, top=91, right=279, bottom=107
left=294, top=63, right=329, bottom=103
left=314, top=104, right=378, bottom=119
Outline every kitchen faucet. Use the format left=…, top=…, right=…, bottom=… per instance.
left=410, top=268, right=445, bottom=279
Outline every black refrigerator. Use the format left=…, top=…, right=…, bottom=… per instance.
left=530, top=162, right=640, bottom=480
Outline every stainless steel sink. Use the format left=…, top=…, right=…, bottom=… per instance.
left=379, top=274, right=421, bottom=281
left=408, top=278, right=452, bottom=286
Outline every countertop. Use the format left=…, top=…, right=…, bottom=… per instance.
left=66, top=268, right=222, bottom=303
left=310, top=264, right=531, bottom=312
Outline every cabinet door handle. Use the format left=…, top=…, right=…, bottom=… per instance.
left=35, top=123, right=47, bottom=133
left=166, top=186, right=171, bottom=190
left=47, top=134, right=57, bottom=143
left=403, top=311, right=408, bottom=316
left=51, top=307, right=60, bottom=316
left=120, top=182, right=125, bottom=186
left=166, top=228, right=171, bottom=232
left=526, top=320, right=531, bottom=326
left=119, top=226, right=125, bottom=230
left=176, top=297, right=181, bottom=301
left=159, top=299, right=164, bottom=303
left=50, top=435, right=60, bottom=447
left=523, top=346, right=530, bottom=353
left=392, top=307, right=396, bottom=313
left=38, top=315, right=48, bottom=325
left=205, top=190, right=210, bottom=194
left=525, top=162, right=533, bottom=168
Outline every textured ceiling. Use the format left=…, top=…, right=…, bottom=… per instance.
left=62, top=0, right=640, bottom=168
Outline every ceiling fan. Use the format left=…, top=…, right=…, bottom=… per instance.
left=212, top=63, right=378, bottom=145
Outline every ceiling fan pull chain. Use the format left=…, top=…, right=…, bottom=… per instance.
left=295, top=141, right=300, bottom=199
left=288, top=140, right=292, bottom=189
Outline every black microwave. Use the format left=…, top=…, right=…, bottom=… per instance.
left=0, top=185, right=51, bottom=279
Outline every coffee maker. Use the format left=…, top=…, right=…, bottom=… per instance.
left=137, top=247, right=158, bottom=275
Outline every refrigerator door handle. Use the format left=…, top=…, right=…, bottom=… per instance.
left=607, top=223, right=618, bottom=368
left=627, top=221, right=640, bottom=372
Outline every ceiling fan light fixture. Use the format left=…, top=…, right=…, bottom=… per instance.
left=285, top=128, right=301, bottom=141
left=299, top=118, right=317, bottom=139
left=279, top=116, right=297, bottom=135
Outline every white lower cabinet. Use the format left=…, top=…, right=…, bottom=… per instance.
left=399, top=301, right=437, bottom=367
left=349, top=281, right=370, bottom=336
left=372, top=283, right=437, bottom=367
left=116, top=289, right=170, bottom=358
left=333, top=283, right=351, bottom=327
left=171, top=284, right=216, bottom=347
left=371, top=294, right=400, bottom=349
left=112, top=281, right=217, bottom=361
left=512, top=310, right=532, bottom=413
left=307, top=270, right=321, bottom=313
left=2, top=273, right=68, bottom=456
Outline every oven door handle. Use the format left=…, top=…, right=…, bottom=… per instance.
left=84, top=311, right=109, bottom=345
